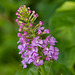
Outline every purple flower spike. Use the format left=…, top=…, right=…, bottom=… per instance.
left=16, top=5, right=59, bottom=69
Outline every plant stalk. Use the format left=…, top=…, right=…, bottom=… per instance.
left=40, top=65, right=46, bottom=75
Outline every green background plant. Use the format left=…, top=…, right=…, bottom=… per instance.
left=0, top=0, right=75, bottom=75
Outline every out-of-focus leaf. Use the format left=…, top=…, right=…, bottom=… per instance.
left=49, top=1, right=75, bottom=48
left=0, top=64, right=20, bottom=75
left=0, top=16, right=21, bottom=63
left=15, top=66, right=38, bottom=75
left=44, top=61, right=73, bottom=75
left=36, top=0, right=66, bottom=25
left=49, top=1, right=75, bottom=75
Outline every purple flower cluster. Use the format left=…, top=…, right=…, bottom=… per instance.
left=42, top=35, right=59, bottom=61
left=38, top=27, right=50, bottom=34
left=17, top=36, right=44, bottom=68
left=16, top=5, right=59, bottom=69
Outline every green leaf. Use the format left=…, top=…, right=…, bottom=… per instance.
left=44, top=61, right=73, bottom=75
left=36, top=0, right=66, bottom=25
left=49, top=1, right=75, bottom=75
left=0, top=64, right=20, bottom=75
left=15, top=66, right=38, bottom=75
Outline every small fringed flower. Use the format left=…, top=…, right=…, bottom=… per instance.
left=16, top=5, right=59, bottom=69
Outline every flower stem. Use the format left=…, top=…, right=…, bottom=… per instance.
left=28, top=21, right=36, bottom=38
left=40, top=65, right=46, bottom=75
left=48, top=60, right=53, bottom=75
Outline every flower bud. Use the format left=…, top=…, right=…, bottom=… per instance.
left=17, top=15, right=20, bottom=18
left=33, top=13, right=39, bottom=17
left=19, top=26, right=23, bottom=28
left=21, top=22, right=25, bottom=26
left=27, top=7, right=30, bottom=9
left=17, top=22, right=20, bottom=25
left=44, top=29, right=50, bottom=34
left=21, top=12, right=23, bottom=15
left=29, top=10, right=31, bottom=13
left=24, top=31, right=27, bottom=35
left=16, top=12, right=19, bottom=15
left=32, top=10, right=35, bottom=13
left=16, top=19, right=18, bottom=22
left=38, top=30, right=42, bottom=34
left=17, top=33, right=22, bottom=37
left=29, top=23, right=33, bottom=27
left=39, top=21, right=44, bottom=26
left=19, top=28, right=22, bottom=32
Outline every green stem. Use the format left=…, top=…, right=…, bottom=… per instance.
left=40, top=65, right=46, bottom=75
left=30, top=27, right=35, bottom=38
left=48, top=60, right=53, bottom=75
left=28, top=21, right=36, bottom=38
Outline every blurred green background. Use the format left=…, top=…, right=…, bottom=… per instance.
left=0, top=0, right=75, bottom=75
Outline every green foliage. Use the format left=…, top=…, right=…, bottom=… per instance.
left=49, top=1, right=75, bottom=75
left=0, top=0, right=75, bottom=75
left=44, top=61, right=73, bottom=75
left=15, top=66, right=38, bottom=75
